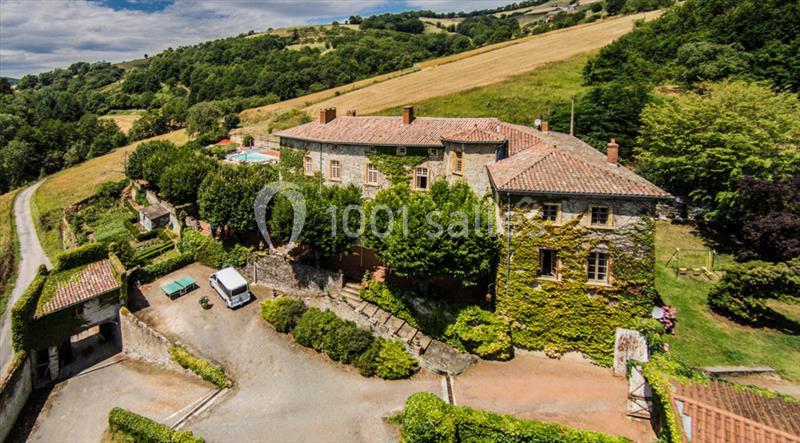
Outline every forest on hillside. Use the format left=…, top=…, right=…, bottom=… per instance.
left=548, top=0, right=799, bottom=265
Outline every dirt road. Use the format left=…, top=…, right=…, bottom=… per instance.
left=0, top=182, right=52, bottom=376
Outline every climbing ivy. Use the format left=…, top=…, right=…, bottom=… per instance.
left=366, top=146, right=426, bottom=185
left=495, top=211, right=657, bottom=365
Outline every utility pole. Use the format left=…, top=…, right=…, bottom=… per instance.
left=570, top=94, right=576, bottom=136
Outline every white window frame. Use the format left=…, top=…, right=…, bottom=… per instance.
left=303, top=156, right=313, bottom=176
left=366, top=163, right=379, bottom=185
left=329, top=159, right=342, bottom=181
left=397, top=146, right=407, bottom=156
left=414, top=167, right=429, bottom=190
left=587, top=250, right=610, bottom=284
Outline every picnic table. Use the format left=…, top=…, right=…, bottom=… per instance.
left=160, top=276, right=198, bottom=299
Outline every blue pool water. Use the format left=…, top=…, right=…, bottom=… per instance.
left=227, top=151, right=277, bottom=163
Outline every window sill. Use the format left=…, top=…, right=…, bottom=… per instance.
left=536, top=275, right=560, bottom=282
left=328, top=178, right=342, bottom=182
left=586, top=280, right=612, bottom=288
left=364, top=182, right=380, bottom=187
left=451, top=171, right=463, bottom=176
left=589, top=224, right=614, bottom=230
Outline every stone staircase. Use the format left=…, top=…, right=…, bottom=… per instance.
left=340, top=283, right=434, bottom=355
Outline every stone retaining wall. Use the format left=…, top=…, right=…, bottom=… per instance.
left=0, top=353, right=32, bottom=441
left=244, top=254, right=343, bottom=297
left=119, top=307, right=185, bottom=373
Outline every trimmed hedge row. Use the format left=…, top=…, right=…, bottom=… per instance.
left=260, top=298, right=418, bottom=379
left=168, top=345, right=231, bottom=388
left=53, top=242, right=107, bottom=272
left=108, top=407, right=204, bottom=443
left=135, top=253, right=194, bottom=284
left=10, top=266, right=48, bottom=351
left=125, top=217, right=160, bottom=242
left=401, top=392, right=630, bottom=443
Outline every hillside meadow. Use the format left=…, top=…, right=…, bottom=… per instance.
left=33, top=130, right=188, bottom=259
left=375, top=52, right=591, bottom=124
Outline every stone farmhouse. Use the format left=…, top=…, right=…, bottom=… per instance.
left=276, top=106, right=671, bottom=358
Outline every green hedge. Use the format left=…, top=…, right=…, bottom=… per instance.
left=125, top=218, right=160, bottom=242
left=401, top=392, right=629, bottom=443
left=10, top=266, right=48, bottom=351
left=444, top=306, right=513, bottom=361
left=179, top=229, right=250, bottom=269
left=108, top=407, right=204, bottom=443
left=135, top=253, right=194, bottom=283
left=53, top=242, right=107, bottom=271
left=168, top=345, right=231, bottom=388
left=260, top=297, right=307, bottom=333
left=264, top=302, right=417, bottom=379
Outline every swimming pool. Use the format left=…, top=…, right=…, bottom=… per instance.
left=226, top=150, right=278, bottom=163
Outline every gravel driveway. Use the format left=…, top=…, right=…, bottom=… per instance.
left=133, top=263, right=441, bottom=443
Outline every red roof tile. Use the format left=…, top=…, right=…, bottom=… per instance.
left=670, top=380, right=800, bottom=442
left=489, top=149, right=669, bottom=198
left=442, top=126, right=507, bottom=143
left=38, top=260, right=119, bottom=317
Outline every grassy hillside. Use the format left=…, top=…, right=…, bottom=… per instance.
left=655, top=221, right=800, bottom=383
left=33, top=130, right=188, bottom=259
left=375, top=52, right=590, bottom=124
left=0, top=190, right=20, bottom=319
left=237, top=11, right=659, bottom=137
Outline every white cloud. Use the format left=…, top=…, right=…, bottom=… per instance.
left=0, top=0, right=386, bottom=77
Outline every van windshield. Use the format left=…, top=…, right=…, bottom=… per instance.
left=231, top=285, right=248, bottom=296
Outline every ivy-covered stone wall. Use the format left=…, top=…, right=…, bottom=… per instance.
left=495, top=195, right=657, bottom=365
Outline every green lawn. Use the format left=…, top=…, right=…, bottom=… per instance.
left=655, top=221, right=800, bottom=383
left=373, top=52, right=592, bottom=123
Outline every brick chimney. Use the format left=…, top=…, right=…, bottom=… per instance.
left=541, top=121, right=549, bottom=133
left=319, top=107, right=336, bottom=124
left=607, top=138, right=619, bottom=164
left=403, top=106, right=415, bottom=125
left=346, top=109, right=357, bottom=117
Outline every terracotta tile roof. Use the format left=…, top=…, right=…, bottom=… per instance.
left=442, top=126, right=507, bottom=143
left=275, top=116, right=514, bottom=147
left=670, top=380, right=800, bottom=442
left=38, top=260, right=120, bottom=317
left=488, top=144, right=670, bottom=199
left=276, top=115, right=669, bottom=199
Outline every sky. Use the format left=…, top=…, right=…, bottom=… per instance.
left=0, top=0, right=512, bottom=78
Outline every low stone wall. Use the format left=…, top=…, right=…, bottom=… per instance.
left=119, top=308, right=184, bottom=373
left=0, top=353, right=33, bottom=441
left=244, top=254, right=343, bottom=297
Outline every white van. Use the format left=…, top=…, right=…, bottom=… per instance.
left=209, top=267, right=251, bottom=308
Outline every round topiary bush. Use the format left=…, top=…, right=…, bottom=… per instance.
left=445, top=306, right=513, bottom=360
left=323, top=320, right=373, bottom=363
left=355, top=338, right=384, bottom=377
left=260, top=297, right=307, bottom=333
left=292, top=308, right=340, bottom=351
left=401, top=392, right=456, bottom=443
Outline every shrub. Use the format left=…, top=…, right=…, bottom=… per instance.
left=260, top=297, right=307, bottom=333
left=179, top=229, right=250, bottom=268
left=324, top=320, right=374, bottom=363
left=96, top=179, right=127, bottom=201
left=108, top=407, right=204, bottom=443
left=168, top=345, right=231, bottom=388
left=707, top=258, right=800, bottom=323
left=135, top=253, right=194, bottom=283
left=401, top=392, right=456, bottom=443
left=292, top=308, right=340, bottom=351
left=355, top=337, right=384, bottom=377
left=54, top=242, right=107, bottom=271
left=10, top=267, right=48, bottom=351
left=401, top=392, right=629, bottom=443
left=445, top=306, right=513, bottom=360
left=375, top=339, right=418, bottom=380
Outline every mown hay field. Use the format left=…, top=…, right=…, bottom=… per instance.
left=237, top=10, right=660, bottom=137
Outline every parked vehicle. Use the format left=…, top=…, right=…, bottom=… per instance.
left=209, top=267, right=251, bottom=308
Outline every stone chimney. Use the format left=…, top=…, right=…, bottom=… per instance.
left=346, top=110, right=357, bottom=117
left=541, top=121, right=549, bottom=133
left=403, top=106, right=415, bottom=125
left=607, top=138, right=619, bottom=164
left=319, top=107, right=336, bottom=124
